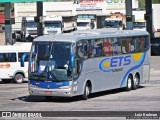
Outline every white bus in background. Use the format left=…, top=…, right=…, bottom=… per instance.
left=132, top=8, right=146, bottom=31
left=14, top=16, right=37, bottom=42
left=43, top=15, right=77, bottom=35
left=104, top=17, right=124, bottom=30
left=0, top=43, right=32, bottom=84
left=28, top=29, right=150, bottom=100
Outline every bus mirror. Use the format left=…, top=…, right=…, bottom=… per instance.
left=21, top=53, right=28, bottom=67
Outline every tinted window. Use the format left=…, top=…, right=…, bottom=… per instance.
left=84, top=40, right=94, bottom=59
left=139, top=36, right=145, bottom=52
left=113, top=38, right=122, bottom=55
left=76, top=41, right=83, bottom=59
left=0, top=53, right=16, bottom=62
left=121, top=37, right=131, bottom=54
left=103, top=38, right=113, bottom=56
left=18, top=52, right=30, bottom=62
left=94, top=39, right=103, bottom=57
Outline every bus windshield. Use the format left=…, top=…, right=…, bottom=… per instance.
left=133, top=22, right=146, bottom=28
left=44, top=21, right=62, bottom=28
left=29, top=42, right=72, bottom=81
left=104, top=20, right=121, bottom=27
left=26, top=21, right=37, bottom=28
left=77, top=22, right=89, bottom=27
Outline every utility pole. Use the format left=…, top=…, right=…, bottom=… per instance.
left=145, top=0, right=153, bottom=38
left=125, top=0, right=133, bottom=30
left=37, top=1, right=43, bottom=36
left=4, top=2, right=13, bottom=45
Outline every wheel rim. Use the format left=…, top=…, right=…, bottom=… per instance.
left=85, top=86, right=90, bottom=97
left=134, top=76, right=139, bottom=86
left=16, top=75, right=23, bottom=83
left=128, top=78, right=132, bottom=89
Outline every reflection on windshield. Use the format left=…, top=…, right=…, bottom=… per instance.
left=26, top=21, right=37, bottom=28
left=29, top=42, right=72, bottom=81
left=133, top=22, right=145, bottom=27
left=44, top=21, right=62, bottom=28
left=77, top=22, right=89, bottom=27
left=105, top=20, right=121, bottom=27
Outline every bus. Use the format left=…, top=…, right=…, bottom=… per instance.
left=0, top=43, right=31, bottom=83
left=28, top=29, right=150, bottom=100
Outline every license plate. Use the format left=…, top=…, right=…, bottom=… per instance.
left=45, top=91, right=52, bottom=95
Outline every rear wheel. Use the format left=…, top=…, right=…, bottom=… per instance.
left=126, top=75, right=133, bottom=91
left=82, top=83, right=90, bottom=100
left=132, top=74, right=140, bottom=90
left=14, top=74, right=24, bottom=84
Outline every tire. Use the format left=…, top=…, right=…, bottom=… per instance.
left=14, top=74, right=24, bottom=84
left=82, top=83, right=90, bottom=100
left=126, top=75, right=133, bottom=91
left=132, top=74, right=140, bottom=90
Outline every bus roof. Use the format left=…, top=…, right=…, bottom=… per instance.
left=0, top=42, right=32, bottom=52
left=33, top=29, right=149, bottom=43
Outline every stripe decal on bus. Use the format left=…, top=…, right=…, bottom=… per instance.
left=120, top=53, right=146, bottom=87
left=30, top=80, right=69, bottom=89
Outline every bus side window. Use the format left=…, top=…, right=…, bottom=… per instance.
left=145, top=36, right=150, bottom=51
left=84, top=39, right=94, bottom=59
left=74, top=41, right=83, bottom=79
left=76, top=41, right=83, bottom=59
left=0, top=54, right=4, bottom=62
left=113, top=38, right=121, bottom=55
left=139, top=36, right=145, bottom=52
left=103, top=38, right=113, bottom=56
left=131, top=37, right=136, bottom=53
left=3, top=53, right=16, bottom=62
left=94, top=39, right=103, bottom=57
left=121, top=37, right=131, bottom=54
left=133, top=37, right=140, bottom=52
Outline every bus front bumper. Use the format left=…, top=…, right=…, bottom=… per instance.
left=29, top=87, right=74, bottom=97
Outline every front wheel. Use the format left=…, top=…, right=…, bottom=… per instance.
left=126, top=75, right=133, bottom=91
left=14, top=74, right=24, bottom=84
left=82, top=83, right=90, bottom=100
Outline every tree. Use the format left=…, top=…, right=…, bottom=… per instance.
left=138, top=0, right=145, bottom=8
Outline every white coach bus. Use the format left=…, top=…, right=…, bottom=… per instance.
left=28, top=29, right=150, bottom=100
left=0, top=43, right=31, bottom=83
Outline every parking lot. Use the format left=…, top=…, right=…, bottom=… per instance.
left=0, top=33, right=160, bottom=119
left=0, top=56, right=160, bottom=119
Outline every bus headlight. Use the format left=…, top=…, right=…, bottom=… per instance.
left=59, top=85, right=72, bottom=89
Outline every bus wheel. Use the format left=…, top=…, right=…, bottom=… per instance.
left=132, top=74, right=140, bottom=90
left=45, top=96, right=52, bottom=101
left=82, top=83, right=90, bottom=100
left=126, top=75, right=133, bottom=91
left=14, top=74, right=24, bottom=84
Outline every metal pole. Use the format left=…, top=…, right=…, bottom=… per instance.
left=125, top=0, right=133, bottom=30
left=145, top=0, right=153, bottom=38
left=37, top=2, right=43, bottom=36
left=4, top=2, right=13, bottom=45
